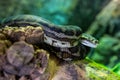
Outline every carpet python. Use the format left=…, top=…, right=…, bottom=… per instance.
left=1, top=15, right=98, bottom=60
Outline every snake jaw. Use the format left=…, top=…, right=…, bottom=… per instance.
left=81, top=40, right=97, bottom=48
left=80, top=33, right=98, bottom=48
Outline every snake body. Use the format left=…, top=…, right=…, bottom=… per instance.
left=1, top=15, right=98, bottom=60
left=1, top=15, right=82, bottom=48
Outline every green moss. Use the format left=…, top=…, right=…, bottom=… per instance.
left=74, top=58, right=120, bottom=80
left=112, top=63, right=120, bottom=75
left=47, top=54, right=59, bottom=80
left=86, top=58, right=120, bottom=80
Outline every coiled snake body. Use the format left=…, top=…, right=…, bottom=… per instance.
left=1, top=15, right=98, bottom=61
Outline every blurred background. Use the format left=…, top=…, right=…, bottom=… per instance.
left=0, top=0, right=120, bottom=75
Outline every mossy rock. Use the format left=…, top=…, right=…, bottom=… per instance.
left=0, top=26, right=119, bottom=80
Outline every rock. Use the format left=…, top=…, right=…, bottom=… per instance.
left=25, top=26, right=44, bottom=44
left=18, top=65, right=34, bottom=76
left=10, top=30, right=26, bottom=41
left=0, top=40, right=10, bottom=55
left=0, top=26, right=119, bottom=80
left=30, top=71, right=49, bottom=80
left=34, top=49, right=49, bottom=74
left=52, top=64, right=86, bottom=80
left=3, top=64, right=18, bottom=75
left=52, top=59, right=120, bottom=80
left=4, top=72, right=16, bottom=80
left=6, top=41, right=34, bottom=67
left=19, top=76, right=28, bottom=80
left=2, top=26, right=44, bottom=44
left=0, top=33, right=6, bottom=40
left=0, top=33, right=11, bottom=56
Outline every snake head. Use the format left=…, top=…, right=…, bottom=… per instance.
left=80, top=33, right=98, bottom=48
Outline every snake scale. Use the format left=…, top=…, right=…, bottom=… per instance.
left=1, top=15, right=98, bottom=61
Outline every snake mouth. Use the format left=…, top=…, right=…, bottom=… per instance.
left=81, top=40, right=97, bottom=48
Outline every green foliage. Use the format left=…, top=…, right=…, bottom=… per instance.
left=112, top=63, right=120, bottom=75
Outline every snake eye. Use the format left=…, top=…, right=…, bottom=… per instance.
left=94, top=40, right=98, bottom=44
